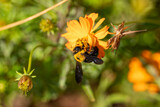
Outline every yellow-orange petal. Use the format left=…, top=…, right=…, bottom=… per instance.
left=141, top=50, right=152, bottom=61
left=67, top=21, right=83, bottom=38
left=79, top=17, right=91, bottom=36
left=128, top=58, right=154, bottom=83
left=88, top=34, right=97, bottom=47
left=98, top=40, right=108, bottom=49
left=97, top=45, right=105, bottom=58
left=95, top=25, right=109, bottom=39
left=61, top=33, right=78, bottom=42
left=128, top=68, right=154, bottom=83
left=87, top=18, right=93, bottom=32
left=92, top=18, right=105, bottom=32
left=65, top=42, right=76, bottom=51
left=133, top=82, right=148, bottom=92
left=86, top=13, right=98, bottom=27
left=152, top=53, right=160, bottom=69
left=129, top=57, right=142, bottom=69
left=148, top=83, right=159, bottom=94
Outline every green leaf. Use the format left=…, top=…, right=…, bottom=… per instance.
left=82, top=80, right=95, bottom=102
left=59, top=59, right=70, bottom=90
left=105, top=93, right=129, bottom=106
left=96, top=71, right=115, bottom=95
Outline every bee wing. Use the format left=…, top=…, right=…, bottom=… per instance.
left=93, top=57, right=104, bottom=64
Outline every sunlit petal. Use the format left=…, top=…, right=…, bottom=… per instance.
left=95, top=25, right=109, bottom=39
left=92, top=18, right=105, bottom=32
left=65, top=42, right=76, bottom=51
left=79, top=17, right=91, bottom=36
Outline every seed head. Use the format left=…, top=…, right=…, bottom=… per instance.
left=18, top=75, right=33, bottom=93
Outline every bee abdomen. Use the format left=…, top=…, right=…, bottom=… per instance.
left=75, top=61, right=83, bottom=83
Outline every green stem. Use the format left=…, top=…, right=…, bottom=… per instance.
left=27, top=45, right=42, bottom=74
left=26, top=43, right=64, bottom=74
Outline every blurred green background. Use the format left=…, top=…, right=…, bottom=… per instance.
left=0, top=0, right=160, bottom=107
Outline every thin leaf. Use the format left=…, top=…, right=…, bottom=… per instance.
left=105, top=93, right=129, bottom=106
left=16, top=71, right=23, bottom=76
left=29, top=69, right=35, bottom=75
left=31, top=75, right=36, bottom=78
left=59, top=59, right=70, bottom=90
left=81, top=80, right=95, bottom=102
left=23, top=67, right=27, bottom=74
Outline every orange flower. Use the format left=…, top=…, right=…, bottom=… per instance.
left=141, top=50, right=152, bottom=62
left=148, top=83, right=160, bottom=94
left=128, top=57, right=160, bottom=93
left=62, top=13, right=109, bottom=59
left=128, top=57, right=154, bottom=83
left=142, top=50, right=160, bottom=75
left=133, top=82, right=148, bottom=92
left=152, top=52, right=160, bottom=71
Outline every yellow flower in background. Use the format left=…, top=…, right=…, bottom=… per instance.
left=40, top=19, right=54, bottom=33
left=0, top=80, right=6, bottom=93
left=131, top=0, right=154, bottom=17
left=83, top=0, right=112, bottom=9
left=128, top=56, right=160, bottom=94
left=0, top=20, right=6, bottom=27
left=62, top=13, right=110, bottom=61
left=0, top=0, right=8, bottom=3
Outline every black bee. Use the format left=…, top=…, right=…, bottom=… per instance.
left=73, top=45, right=103, bottom=83
left=84, top=55, right=103, bottom=64
left=84, top=47, right=103, bottom=64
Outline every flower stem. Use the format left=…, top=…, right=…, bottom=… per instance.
left=26, top=43, right=62, bottom=74
left=27, top=45, right=42, bottom=74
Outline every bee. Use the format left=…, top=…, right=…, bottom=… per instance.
left=84, top=55, right=103, bottom=64
left=73, top=44, right=104, bottom=83
left=84, top=47, right=103, bottom=64
left=73, top=46, right=103, bottom=64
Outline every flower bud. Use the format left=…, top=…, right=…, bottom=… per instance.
left=40, top=19, right=54, bottom=32
left=18, top=75, right=33, bottom=92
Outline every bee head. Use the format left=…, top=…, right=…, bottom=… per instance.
left=73, top=46, right=82, bottom=54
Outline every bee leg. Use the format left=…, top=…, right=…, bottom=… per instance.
left=93, top=57, right=104, bottom=64
left=75, top=61, right=83, bottom=83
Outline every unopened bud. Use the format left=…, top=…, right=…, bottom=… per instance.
left=18, top=75, right=33, bottom=93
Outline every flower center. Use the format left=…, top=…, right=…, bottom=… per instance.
left=73, top=39, right=90, bottom=62
left=73, top=38, right=100, bottom=63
